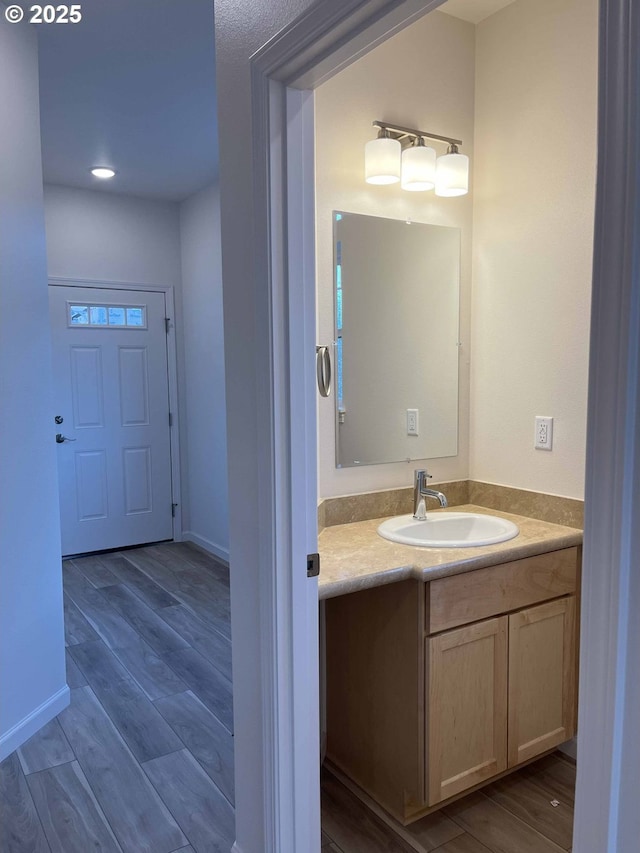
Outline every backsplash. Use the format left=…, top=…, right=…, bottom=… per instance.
left=468, top=482, right=583, bottom=530
left=318, top=480, right=583, bottom=531
left=319, top=481, right=470, bottom=529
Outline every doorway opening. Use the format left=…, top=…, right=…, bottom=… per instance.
left=221, top=0, right=607, bottom=848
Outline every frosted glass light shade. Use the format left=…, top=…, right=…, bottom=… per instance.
left=401, top=144, right=436, bottom=191
left=365, top=137, right=401, bottom=184
left=435, top=152, right=469, bottom=197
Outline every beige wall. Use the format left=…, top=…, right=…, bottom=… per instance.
left=316, top=10, right=475, bottom=499
left=470, top=0, right=597, bottom=499
left=179, top=184, right=229, bottom=559
left=317, top=0, right=597, bottom=502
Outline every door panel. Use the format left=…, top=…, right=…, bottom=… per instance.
left=71, top=346, right=104, bottom=427
left=508, top=596, right=577, bottom=766
left=428, top=616, right=508, bottom=805
left=50, top=285, right=173, bottom=555
left=123, top=446, right=153, bottom=514
left=119, top=347, right=150, bottom=425
left=75, top=450, right=108, bottom=520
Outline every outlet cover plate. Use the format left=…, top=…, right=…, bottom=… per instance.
left=535, top=416, right=554, bottom=450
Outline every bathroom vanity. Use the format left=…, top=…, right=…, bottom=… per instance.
left=319, top=506, right=581, bottom=825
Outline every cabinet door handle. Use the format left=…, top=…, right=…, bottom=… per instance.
left=316, top=346, right=332, bottom=397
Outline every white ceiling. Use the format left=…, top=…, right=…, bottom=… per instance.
left=439, top=0, right=516, bottom=25
left=37, top=0, right=217, bottom=201
left=35, top=0, right=513, bottom=202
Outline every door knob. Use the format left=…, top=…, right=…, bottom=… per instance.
left=55, top=433, right=76, bottom=443
left=54, top=415, right=64, bottom=424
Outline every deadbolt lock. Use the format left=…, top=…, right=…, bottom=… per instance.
left=55, top=415, right=64, bottom=424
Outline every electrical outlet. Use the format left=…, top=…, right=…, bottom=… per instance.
left=407, top=408, right=419, bottom=436
left=535, top=416, right=553, bottom=450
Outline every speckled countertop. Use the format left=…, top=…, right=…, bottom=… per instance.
left=318, top=504, right=582, bottom=600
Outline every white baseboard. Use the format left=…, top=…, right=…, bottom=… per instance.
left=0, top=685, right=70, bottom=762
left=182, top=530, right=229, bottom=564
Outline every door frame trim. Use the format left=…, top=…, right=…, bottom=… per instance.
left=48, top=277, right=182, bottom=543
left=574, top=1, right=640, bottom=849
left=236, top=2, right=445, bottom=848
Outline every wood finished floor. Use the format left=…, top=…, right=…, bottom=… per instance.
left=321, top=750, right=576, bottom=853
left=0, top=542, right=576, bottom=852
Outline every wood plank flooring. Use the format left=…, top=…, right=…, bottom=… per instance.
left=0, top=541, right=576, bottom=852
left=322, top=753, right=577, bottom=853
left=1, top=544, right=233, bottom=853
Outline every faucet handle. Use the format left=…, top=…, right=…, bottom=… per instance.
left=414, top=468, right=432, bottom=481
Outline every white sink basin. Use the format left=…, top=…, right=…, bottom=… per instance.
left=377, top=512, right=519, bottom=548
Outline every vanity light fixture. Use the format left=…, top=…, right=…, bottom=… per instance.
left=364, top=126, right=401, bottom=184
left=401, top=136, right=436, bottom=191
left=90, top=167, right=116, bottom=179
left=435, top=144, right=469, bottom=197
left=365, top=120, right=469, bottom=196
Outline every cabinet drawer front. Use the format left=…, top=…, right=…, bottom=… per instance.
left=428, top=547, right=578, bottom=633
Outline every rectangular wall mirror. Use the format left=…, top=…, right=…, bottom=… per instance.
left=334, top=211, right=460, bottom=468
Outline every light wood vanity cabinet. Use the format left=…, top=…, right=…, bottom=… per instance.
left=325, top=546, right=580, bottom=825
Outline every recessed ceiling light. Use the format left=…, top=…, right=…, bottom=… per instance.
left=90, top=167, right=116, bottom=179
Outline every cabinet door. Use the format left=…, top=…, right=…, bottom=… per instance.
left=428, top=616, right=508, bottom=805
left=508, top=596, right=577, bottom=767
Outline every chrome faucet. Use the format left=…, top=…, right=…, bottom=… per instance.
left=413, top=469, right=448, bottom=520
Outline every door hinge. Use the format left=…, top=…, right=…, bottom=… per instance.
left=172, top=503, right=178, bottom=517
left=307, top=552, right=320, bottom=578
left=165, top=317, right=171, bottom=334
left=168, top=411, right=173, bottom=427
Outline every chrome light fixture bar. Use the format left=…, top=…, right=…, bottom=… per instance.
left=365, top=120, right=469, bottom=196
left=372, top=119, right=462, bottom=147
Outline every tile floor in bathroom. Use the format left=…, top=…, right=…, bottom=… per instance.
left=0, top=542, right=575, bottom=852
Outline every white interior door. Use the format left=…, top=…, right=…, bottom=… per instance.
left=50, top=285, right=173, bottom=556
